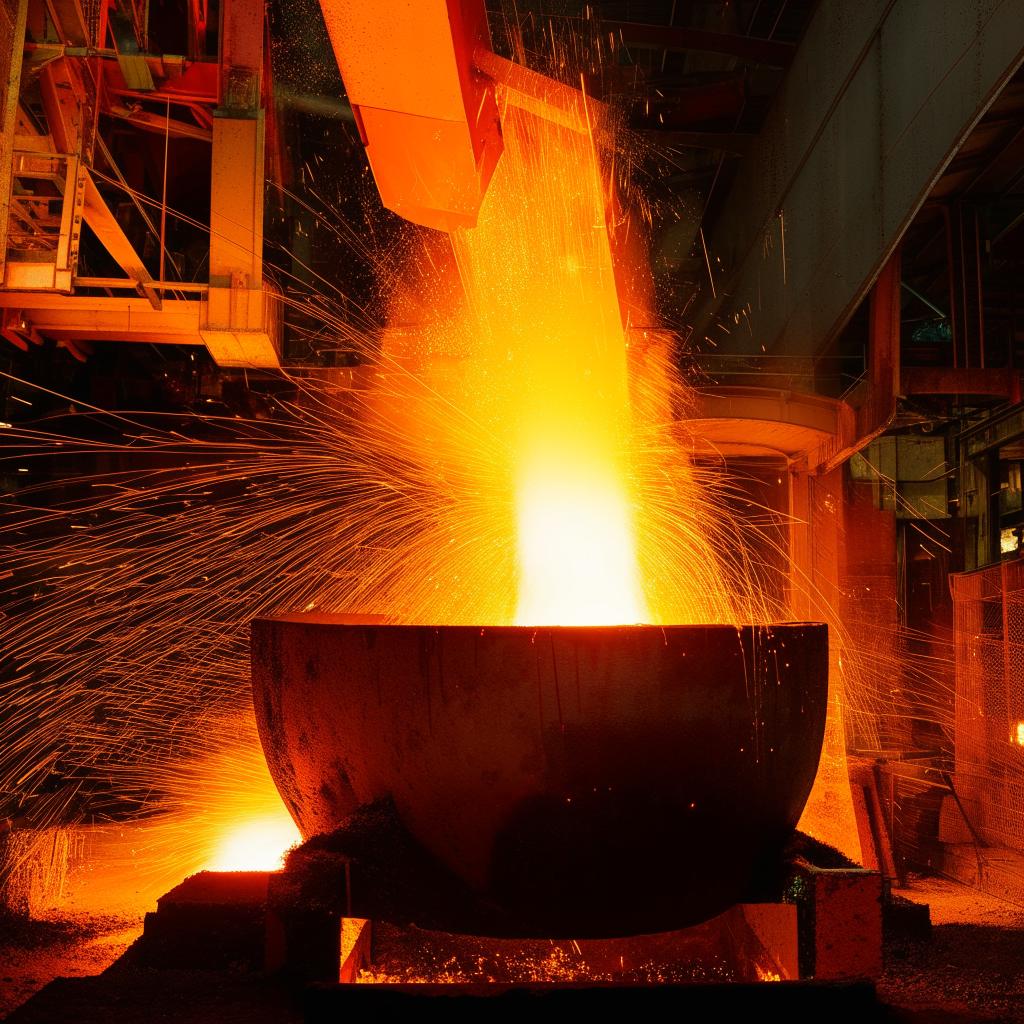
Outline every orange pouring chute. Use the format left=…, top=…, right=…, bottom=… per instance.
left=319, top=0, right=504, bottom=232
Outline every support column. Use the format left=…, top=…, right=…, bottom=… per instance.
left=0, top=0, right=28, bottom=281
left=790, top=463, right=864, bottom=864
left=201, top=0, right=280, bottom=368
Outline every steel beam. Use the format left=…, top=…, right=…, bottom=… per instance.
left=203, top=0, right=280, bottom=368
left=604, top=21, right=794, bottom=68
left=820, top=250, right=902, bottom=472
left=0, top=291, right=204, bottom=344
left=106, top=105, right=212, bottom=142
left=0, top=288, right=282, bottom=366
left=209, top=117, right=264, bottom=290
left=693, top=0, right=1024, bottom=365
left=902, top=366, right=1022, bottom=400
left=961, top=400, right=1024, bottom=459
left=0, top=0, right=28, bottom=282
left=81, top=171, right=161, bottom=309
left=50, top=0, right=88, bottom=46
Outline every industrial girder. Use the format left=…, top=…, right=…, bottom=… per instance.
left=0, top=0, right=281, bottom=368
left=204, top=0, right=281, bottom=368
left=0, top=0, right=27, bottom=284
left=692, top=0, right=1024, bottom=369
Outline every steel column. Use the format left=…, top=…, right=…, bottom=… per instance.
left=0, top=0, right=28, bottom=282
left=203, top=0, right=280, bottom=368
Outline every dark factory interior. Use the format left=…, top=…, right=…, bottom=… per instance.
left=1, top=1, right=1024, bottom=1021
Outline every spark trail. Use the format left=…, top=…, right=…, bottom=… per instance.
left=0, top=32, right=859, bottom=908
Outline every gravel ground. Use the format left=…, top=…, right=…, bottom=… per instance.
left=2, top=874, right=1022, bottom=1021
left=0, top=912, right=142, bottom=1019
left=879, top=876, right=1024, bottom=1022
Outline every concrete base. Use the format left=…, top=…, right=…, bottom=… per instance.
left=6, top=830, right=891, bottom=1022
left=123, top=850, right=882, bottom=985
left=786, top=861, right=883, bottom=980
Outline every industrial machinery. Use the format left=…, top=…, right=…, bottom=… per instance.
left=252, top=616, right=828, bottom=936
left=4, top=0, right=1024, bottom=1017
left=0, top=0, right=509, bottom=369
left=320, top=1, right=504, bottom=232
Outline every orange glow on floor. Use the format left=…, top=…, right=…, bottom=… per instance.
left=47, top=714, right=303, bottom=913
left=206, top=812, right=301, bottom=872
left=179, top=716, right=301, bottom=874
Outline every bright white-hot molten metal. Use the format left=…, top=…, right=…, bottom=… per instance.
left=444, top=98, right=656, bottom=626
left=515, top=454, right=647, bottom=625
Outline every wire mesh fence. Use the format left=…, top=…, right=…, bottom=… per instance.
left=950, top=560, right=1024, bottom=858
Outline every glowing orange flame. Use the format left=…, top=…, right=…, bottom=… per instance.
left=449, top=100, right=650, bottom=626
left=196, top=720, right=302, bottom=872
left=377, top=75, right=752, bottom=632
left=207, top=812, right=301, bottom=872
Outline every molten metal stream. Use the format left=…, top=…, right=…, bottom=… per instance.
left=374, top=89, right=746, bottom=629
left=453, top=101, right=649, bottom=625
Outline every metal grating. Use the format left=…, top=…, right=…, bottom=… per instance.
left=950, top=560, right=1024, bottom=855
